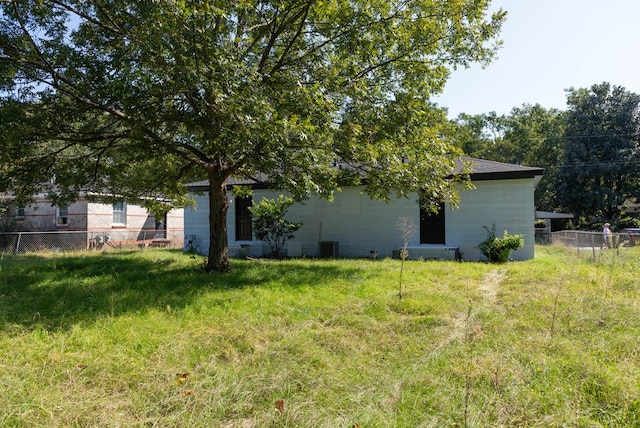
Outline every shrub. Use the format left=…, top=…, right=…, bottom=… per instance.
left=477, top=224, right=524, bottom=263
left=250, top=195, right=302, bottom=258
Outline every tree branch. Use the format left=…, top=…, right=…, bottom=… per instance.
left=50, top=0, right=124, bottom=35
left=267, top=0, right=313, bottom=78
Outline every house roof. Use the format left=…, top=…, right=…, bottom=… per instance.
left=535, top=210, right=574, bottom=220
left=457, top=157, right=544, bottom=181
left=186, top=157, right=544, bottom=191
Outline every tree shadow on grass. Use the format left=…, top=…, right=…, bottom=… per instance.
left=0, top=250, right=372, bottom=332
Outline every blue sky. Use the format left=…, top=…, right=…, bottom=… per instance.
left=434, top=0, right=640, bottom=118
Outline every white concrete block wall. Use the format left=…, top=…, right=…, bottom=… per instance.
left=231, top=187, right=417, bottom=258
left=447, top=179, right=536, bottom=261
left=166, top=209, right=185, bottom=242
left=184, top=193, right=211, bottom=254
left=86, top=201, right=117, bottom=230
left=184, top=177, right=537, bottom=260
left=86, top=201, right=184, bottom=242
left=122, top=204, right=156, bottom=231
left=13, top=197, right=183, bottom=246
left=17, top=198, right=88, bottom=231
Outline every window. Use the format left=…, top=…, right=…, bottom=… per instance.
left=56, top=204, right=69, bottom=226
left=113, top=201, right=126, bottom=225
left=15, top=206, right=25, bottom=219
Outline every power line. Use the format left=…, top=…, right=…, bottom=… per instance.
left=558, top=160, right=640, bottom=168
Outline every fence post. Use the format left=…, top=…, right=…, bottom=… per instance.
left=15, top=232, right=22, bottom=253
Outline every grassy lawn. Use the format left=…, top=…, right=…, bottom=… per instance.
left=0, top=246, right=639, bottom=427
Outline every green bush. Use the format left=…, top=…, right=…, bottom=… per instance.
left=477, top=224, right=524, bottom=263
left=249, top=195, right=302, bottom=258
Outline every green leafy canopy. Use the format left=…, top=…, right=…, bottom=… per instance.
left=454, top=104, right=567, bottom=212
left=1, top=0, right=505, bottom=270
left=557, top=83, right=640, bottom=224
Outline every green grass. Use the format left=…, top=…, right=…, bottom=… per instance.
left=0, top=246, right=639, bottom=427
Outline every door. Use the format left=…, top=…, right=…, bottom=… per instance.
left=235, top=196, right=253, bottom=241
left=420, top=203, right=445, bottom=244
left=155, top=214, right=167, bottom=239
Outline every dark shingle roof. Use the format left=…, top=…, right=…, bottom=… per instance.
left=186, top=157, right=544, bottom=190
left=457, top=157, right=544, bottom=181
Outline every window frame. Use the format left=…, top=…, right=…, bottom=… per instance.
left=15, top=206, right=25, bottom=220
left=112, top=201, right=126, bottom=226
left=56, top=204, right=69, bottom=226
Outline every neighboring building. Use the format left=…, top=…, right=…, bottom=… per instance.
left=534, top=210, right=575, bottom=242
left=5, top=194, right=183, bottom=248
left=184, top=158, right=544, bottom=261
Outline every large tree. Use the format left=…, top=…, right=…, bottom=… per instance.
left=502, top=104, right=566, bottom=211
left=558, top=83, right=640, bottom=224
left=453, top=111, right=506, bottom=159
left=0, top=0, right=505, bottom=271
left=454, top=105, right=566, bottom=211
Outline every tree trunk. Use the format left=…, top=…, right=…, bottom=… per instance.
left=206, top=171, right=231, bottom=272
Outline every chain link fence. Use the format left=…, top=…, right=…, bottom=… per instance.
left=550, top=230, right=630, bottom=254
left=0, top=230, right=181, bottom=253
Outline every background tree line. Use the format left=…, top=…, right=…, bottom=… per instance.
left=453, top=82, right=640, bottom=229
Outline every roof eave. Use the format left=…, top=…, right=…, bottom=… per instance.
left=468, top=170, right=544, bottom=181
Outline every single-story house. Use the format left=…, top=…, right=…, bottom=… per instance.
left=184, top=157, right=544, bottom=261
left=2, top=193, right=183, bottom=249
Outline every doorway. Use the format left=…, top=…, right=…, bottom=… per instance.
left=235, top=196, right=253, bottom=241
left=420, top=203, right=445, bottom=244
